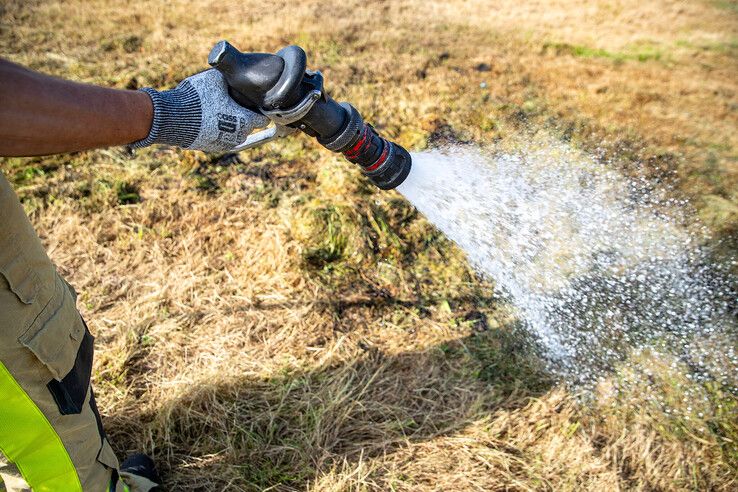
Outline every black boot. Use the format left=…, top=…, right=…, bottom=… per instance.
left=119, top=453, right=163, bottom=491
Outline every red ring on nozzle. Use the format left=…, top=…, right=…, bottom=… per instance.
left=344, top=126, right=370, bottom=159
left=365, top=142, right=390, bottom=171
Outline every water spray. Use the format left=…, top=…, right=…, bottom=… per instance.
left=209, top=41, right=412, bottom=190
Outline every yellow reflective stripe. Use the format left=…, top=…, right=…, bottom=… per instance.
left=0, top=361, right=82, bottom=491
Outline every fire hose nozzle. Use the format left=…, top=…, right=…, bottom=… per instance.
left=208, top=40, right=412, bottom=190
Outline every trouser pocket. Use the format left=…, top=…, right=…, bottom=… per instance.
left=18, top=274, right=88, bottom=413
left=18, top=274, right=85, bottom=380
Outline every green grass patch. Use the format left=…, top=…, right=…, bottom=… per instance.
left=713, top=0, right=738, bottom=13
left=704, top=383, right=738, bottom=469
left=544, top=42, right=663, bottom=62
left=114, top=180, right=140, bottom=204
left=100, top=34, right=144, bottom=53
left=303, top=205, right=350, bottom=269
left=676, top=38, right=738, bottom=55
left=440, top=324, right=552, bottom=396
left=6, top=156, right=62, bottom=187
left=469, top=327, right=552, bottom=394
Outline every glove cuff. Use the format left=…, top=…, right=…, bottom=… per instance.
left=130, top=83, right=202, bottom=149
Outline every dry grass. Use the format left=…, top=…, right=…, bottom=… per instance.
left=1, top=0, right=738, bottom=490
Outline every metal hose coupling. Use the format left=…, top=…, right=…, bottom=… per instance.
left=208, top=40, right=412, bottom=190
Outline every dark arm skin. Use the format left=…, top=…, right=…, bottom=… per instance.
left=0, top=58, right=153, bottom=157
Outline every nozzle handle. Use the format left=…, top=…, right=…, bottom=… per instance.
left=208, top=41, right=284, bottom=109
left=208, top=41, right=307, bottom=110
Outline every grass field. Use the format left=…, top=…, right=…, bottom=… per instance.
left=2, top=0, right=738, bottom=490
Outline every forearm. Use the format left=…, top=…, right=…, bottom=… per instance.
left=0, top=59, right=153, bottom=157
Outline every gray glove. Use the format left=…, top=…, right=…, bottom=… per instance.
left=131, top=69, right=269, bottom=153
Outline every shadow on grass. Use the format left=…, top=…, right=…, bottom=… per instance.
left=110, top=318, right=553, bottom=490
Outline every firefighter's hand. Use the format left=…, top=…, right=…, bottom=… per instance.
left=131, top=69, right=269, bottom=153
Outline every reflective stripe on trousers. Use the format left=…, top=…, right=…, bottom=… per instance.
left=0, top=361, right=82, bottom=491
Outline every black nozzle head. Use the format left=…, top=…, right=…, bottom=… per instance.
left=364, top=140, right=412, bottom=190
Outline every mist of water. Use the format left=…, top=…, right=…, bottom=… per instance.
left=397, top=144, right=737, bottom=393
